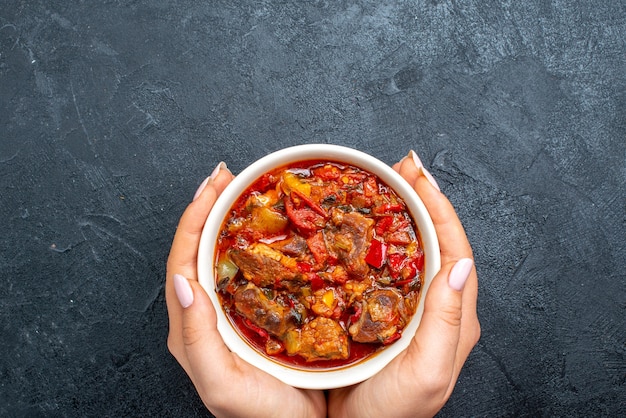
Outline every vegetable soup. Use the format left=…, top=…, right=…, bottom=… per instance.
left=215, top=160, right=424, bottom=368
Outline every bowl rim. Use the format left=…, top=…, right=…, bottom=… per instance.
left=197, top=144, right=440, bottom=389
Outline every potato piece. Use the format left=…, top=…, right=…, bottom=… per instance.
left=283, top=329, right=301, bottom=355
left=249, top=206, right=289, bottom=234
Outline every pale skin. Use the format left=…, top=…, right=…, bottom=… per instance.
left=166, top=152, right=480, bottom=418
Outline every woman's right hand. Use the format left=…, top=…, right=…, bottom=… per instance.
left=166, top=163, right=326, bottom=418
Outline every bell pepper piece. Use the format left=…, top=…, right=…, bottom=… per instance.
left=309, top=274, right=325, bottom=291
left=244, top=318, right=269, bottom=340
left=322, top=290, right=335, bottom=308
left=297, top=261, right=312, bottom=273
left=365, top=238, right=388, bottom=269
left=382, top=332, right=402, bottom=345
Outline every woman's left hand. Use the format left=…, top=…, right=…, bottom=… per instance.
left=327, top=152, right=480, bottom=418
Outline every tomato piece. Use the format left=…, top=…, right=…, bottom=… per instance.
left=387, top=230, right=412, bottom=245
left=349, top=303, right=362, bottom=324
left=306, top=233, right=328, bottom=265
left=363, top=177, right=379, bottom=197
left=312, top=164, right=341, bottom=181
left=364, top=239, right=388, bottom=269
left=255, top=173, right=275, bottom=192
left=374, top=203, right=404, bottom=214
left=391, top=252, right=423, bottom=283
left=284, top=197, right=325, bottom=232
left=387, top=253, right=405, bottom=279
left=291, top=189, right=327, bottom=217
left=413, top=251, right=424, bottom=272
left=375, top=216, right=394, bottom=235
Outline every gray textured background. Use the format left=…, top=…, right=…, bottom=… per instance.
left=1, top=1, right=624, bottom=416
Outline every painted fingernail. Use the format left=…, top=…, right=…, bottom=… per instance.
left=193, top=175, right=212, bottom=201
left=193, top=162, right=227, bottom=201
left=173, top=273, right=194, bottom=308
left=420, top=166, right=441, bottom=192
left=210, top=161, right=227, bottom=180
left=410, top=150, right=441, bottom=191
left=409, top=150, right=423, bottom=169
left=448, top=258, right=473, bottom=291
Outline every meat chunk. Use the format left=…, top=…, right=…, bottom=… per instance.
left=283, top=317, right=349, bottom=361
left=306, top=232, right=328, bottom=265
left=348, top=288, right=410, bottom=343
left=325, top=210, right=374, bottom=277
left=269, top=234, right=309, bottom=257
left=234, top=283, right=296, bottom=337
left=229, top=243, right=301, bottom=289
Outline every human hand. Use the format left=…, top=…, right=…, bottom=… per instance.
left=166, top=162, right=326, bottom=418
left=328, top=151, right=481, bottom=418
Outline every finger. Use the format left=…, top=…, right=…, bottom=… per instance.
left=395, top=151, right=472, bottom=264
left=452, top=265, right=480, bottom=379
left=166, top=165, right=234, bottom=316
left=167, top=164, right=234, bottom=280
left=391, top=159, right=405, bottom=175
left=405, top=156, right=480, bottom=363
left=173, top=274, right=238, bottom=394
left=394, top=152, right=419, bottom=187
left=396, top=150, right=440, bottom=191
left=398, top=152, right=480, bottom=394
left=415, top=178, right=472, bottom=264
left=404, top=258, right=473, bottom=394
left=166, top=165, right=234, bottom=363
left=438, top=263, right=480, bottom=401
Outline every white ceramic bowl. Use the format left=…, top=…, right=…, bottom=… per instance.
left=197, top=144, right=440, bottom=389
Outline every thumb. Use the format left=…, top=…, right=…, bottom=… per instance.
left=172, top=274, right=234, bottom=392
left=405, top=258, right=473, bottom=381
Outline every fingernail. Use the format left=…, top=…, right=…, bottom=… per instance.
left=193, top=162, right=227, bottom=201
left=409, top=150, right=423, bottom=169
left=420, top=166, right=441, bottom=192
left=410, top=150, right=441, bottom=191
left=210, top=161, right=227, bottom=180
left=173, top=273, right=194, bottom=308
left=448, top=258, right=473, bottom=291
left=193, top=176, right=212, bottom=201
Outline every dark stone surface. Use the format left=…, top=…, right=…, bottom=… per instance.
left=1, top=1, right=624, bottom=416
